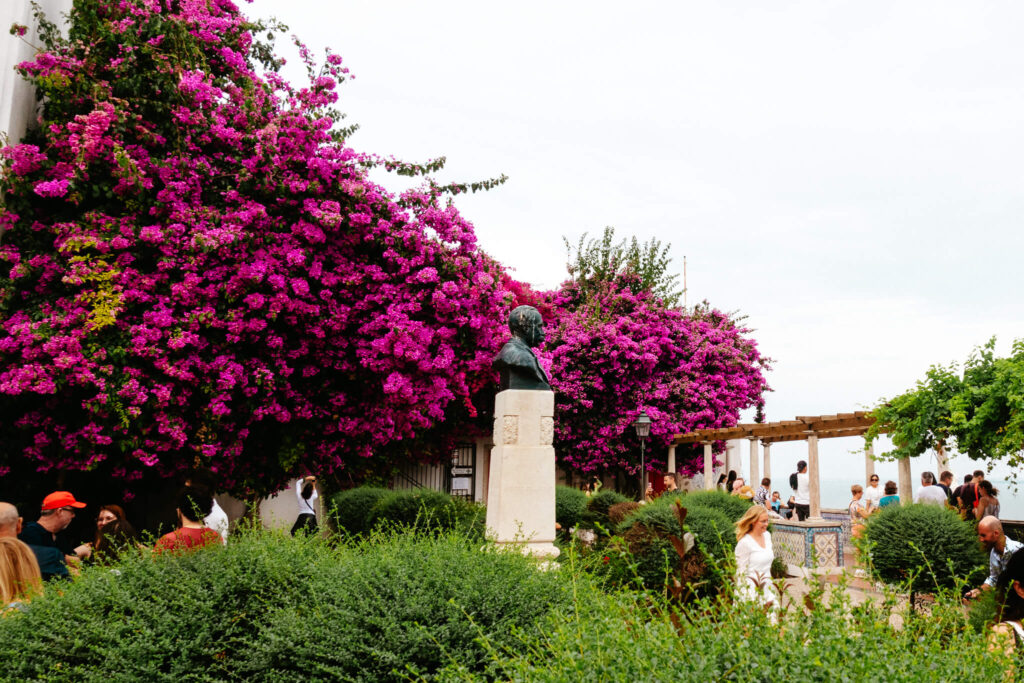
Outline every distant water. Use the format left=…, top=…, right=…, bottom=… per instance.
left=817, top=479, right=1024, bottom=520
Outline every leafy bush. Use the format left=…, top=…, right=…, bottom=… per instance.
left=864, top=503, right=986, bottom=593
left=367, top=489, right=484, bottom=538
left=586, top=490, right=630, bottom=525
left=330, top=486, right=390, bottom=535
left=681, top=489, right=752, bottom=521
left=605, top=499, right=734, bottom=593
left=0, top=528, right=568, bottom=682
left=555, top=485, right=589, bottom=530
left=438, top=571, right=1011, bottom=681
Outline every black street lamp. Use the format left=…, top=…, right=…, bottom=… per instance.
left=632, top=411, right=652, bottom=500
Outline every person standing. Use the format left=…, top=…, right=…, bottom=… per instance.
left=291, top=476, right=319, bottom=536
left=790, top=461, right=810, bottom=521
left=913, top=471, right=947, bottom=506
left=849, top=485, right=871, bottom=538
left=976, top=481, right=1001, bottom=520
left=967, top=516, right=1022, bottom=599
left=953, top=474, right=973, bottom=517
left=734, top=506, right=780, bottom=618
left=878, top=481, right=900, bottom=507
left=17, top=492, right=91, bottom=581
left=961, top=470, right=986, bottom=515
left=937, top=471, right=955, bottom=504
left=863, top=474, right=882, bottom=510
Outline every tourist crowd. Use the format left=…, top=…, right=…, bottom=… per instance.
left=1, top=476, right=318, bottom=612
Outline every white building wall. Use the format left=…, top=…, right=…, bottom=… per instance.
left=1, top=0, right=72, bottom=144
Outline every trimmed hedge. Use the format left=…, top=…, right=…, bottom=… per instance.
left=586, top=490, right=630, bottom=526
left=0, top=529, right=569, bottom=682
left=367, top=489, right=484, bottom=538
left=330, top=486, right=389, bottom=535
left=864, top=503, right=986, bottom=593
left=681, top=489, right=752, bottom=521
left=555, top=485, right=589, bottom=530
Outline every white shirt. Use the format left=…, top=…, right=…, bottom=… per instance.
left=863, top=484, right=882, bottom=508
left=735, top=532, right=779, bottom=608
left=794, top=472, right=810, bottom=505
left=204, top=499, right=229, bottom=544
left=295, top=478, right=318, bottom=516
left=914, top=485, right=948, bottom=506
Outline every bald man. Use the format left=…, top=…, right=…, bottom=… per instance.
left=967, top=516, right=1024, bottom=599
left=0, top=502, right=21, bottom=538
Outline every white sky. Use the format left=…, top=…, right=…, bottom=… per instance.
left=256, top=0, right=1023, bottom=484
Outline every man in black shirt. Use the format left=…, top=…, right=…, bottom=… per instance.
left=18, top=491, right=90, bottom=581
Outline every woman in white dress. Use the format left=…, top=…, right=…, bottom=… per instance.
left=734, top=505, right=780, bottom=617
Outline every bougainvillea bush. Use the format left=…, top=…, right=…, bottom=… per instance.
left=0, top=0, right=511, bottom=495
left=542, top=275, right=768, bottom=476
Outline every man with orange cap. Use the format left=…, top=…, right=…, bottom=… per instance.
left=18, top=491, right=91, bottom=581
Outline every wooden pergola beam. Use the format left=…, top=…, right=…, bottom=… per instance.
left=672, top=411, right=883, bottom=446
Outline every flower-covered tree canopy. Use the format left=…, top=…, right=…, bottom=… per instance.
left=0, top=0, right=510, bottom=495
left=514, top=228, right=769, bottom=478
left=541, top=276, right=768, bottom=477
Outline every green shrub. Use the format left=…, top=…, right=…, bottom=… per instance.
left=330, top=486, right=389, bottom=535
left=864, top=503, right=986, bottom=593
left=606, top=498, right=734, bottom=593
left=0, top=528, right=569, bottom=682
left=555, top=485, right=589, bottom=530
left=438, top=571, right=1011, bottom=681
left=367, top=488, right=484, bottom=538
left=681, top=489, right=752, bottom=521
left=586, top=490, right=630, bottom=525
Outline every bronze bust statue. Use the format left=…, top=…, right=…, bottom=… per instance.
left=494, top=305, right=551, bottom=391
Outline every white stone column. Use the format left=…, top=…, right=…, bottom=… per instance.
left=806, top=431, right=822, bottom=520
left=898, top=456, right=913, bottom=505
left=485, top=390, right=558, bottom=559
left=865, top=441, right=875, bottom=482
left=748, top=437, right=759, bottom=488
left=703, top=441, right=713, bottom=491
left=667, top=444, right=676, bottom=474
left=762, top=441, right=771, bottom=482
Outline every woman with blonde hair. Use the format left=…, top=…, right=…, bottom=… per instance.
left=0, top=537, right=43, bottom=612
left=734, top=505, right=780, bottom=617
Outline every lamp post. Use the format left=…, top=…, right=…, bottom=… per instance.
left=632, top=411, right=652, bottom=500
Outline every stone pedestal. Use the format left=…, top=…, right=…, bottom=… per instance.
left=485, top=389, right=559, bottom=559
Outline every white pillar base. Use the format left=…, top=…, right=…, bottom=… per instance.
left=485, top=390, right=559, bottom=559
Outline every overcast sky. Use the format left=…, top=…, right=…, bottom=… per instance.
left=257, top=0, right=1023, bottom=486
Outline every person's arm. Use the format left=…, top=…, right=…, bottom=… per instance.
left=734, top=536, right=752, bottom=575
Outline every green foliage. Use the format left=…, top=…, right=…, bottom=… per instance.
left=329, top=486, right=389, bottom=535
left=563, top=226, right=682, bottom=307
left=586, top=489, right=630, bottom=526
left=0, top=528, right=568, bottom=682
left=555, top=485, right=589, bottom=530
left=681, top=489, right=752, bottom=521
left=868, top=338, right=1024, bottom=470
left=606, top=497, right=734, bottom=593
left=437, top=571, right=1012, bottom=681
left=367, top=489, right=485, bottom=538
left=864, top=503, right=986, bottom=593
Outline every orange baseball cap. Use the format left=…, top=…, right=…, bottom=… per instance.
left=41, top=491, right=87, bottom=511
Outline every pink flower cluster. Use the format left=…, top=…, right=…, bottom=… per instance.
left=528, top=275, right=769, bottom=476
left=0, top=0, right=510, bottom=495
